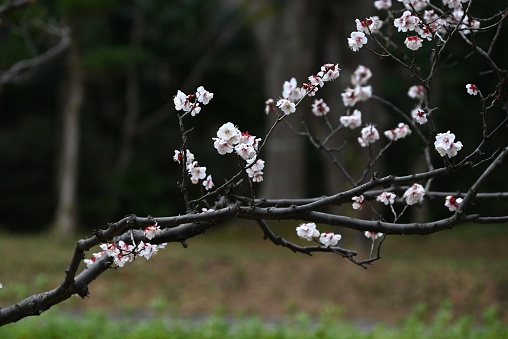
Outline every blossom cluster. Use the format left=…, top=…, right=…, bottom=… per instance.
left=295, top=222, right=383, bottom=247
left=349, top=0, right=480, bottom=53
left=405, top=83, right=464, bottom=158
left=173, top=86, right=214, bottom=117
left=434, top=131, right=463, bottom=158
left=384, top=123, right=412, bottom=141
left=84, top=225, right=167, bottom=268
left=353, top=188, right=463, bottom=212
left=352, top=183, right=426, bottom=210
left=296, top=222, right=342, bottom=247
left=407, top=84, right=428, bottom=124
left=341, top=65, right=372, bottom=108
left=336, top=64, right=413, bottom=148
left=268, top=64, right=340, bottom=115
left=174, top=149, right=214, bottom=190
left=337, top=65, right=372, bottom=142
left=212, top=122, right=265, bottom=182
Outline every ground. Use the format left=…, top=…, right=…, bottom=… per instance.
left=1, top=221, right=507, bottom=325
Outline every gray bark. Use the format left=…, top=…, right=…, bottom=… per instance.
left=54, top=26, right=82, bottom=237
left=250, top=0, right=320, bottom=198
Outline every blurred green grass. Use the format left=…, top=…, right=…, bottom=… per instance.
left=0, top=304, right=507, bottom=338
left=1, top=221, right=507, bottom=324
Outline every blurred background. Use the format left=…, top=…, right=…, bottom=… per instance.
left=0, top=0, right=507, bottom=325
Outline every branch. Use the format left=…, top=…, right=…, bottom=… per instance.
left=0, top=220, right=210, bottom=326
left=0, top=26, right=70, bottom=85
left=0, top=0, right=33, bottom=16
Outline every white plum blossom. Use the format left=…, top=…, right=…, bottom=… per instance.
left=173, top=90, right=191, bottom=112
left=405, top=36, right=423, bottom=50
left=417, top=25, right=433, bottom=41
left=466, top=83, right=479, bottom=96
left=276, top=98, right=296, bottom=115
left=189, top=103, right=201, bottom=117
left=84, top=251, right=105, bottom=267
left=300, top=82, right=319, bottom=97
left=250, top=171, right=264, bottom=183
left=411, top=107, right=428, bottom=124
left=374, top=0, right=392, bottom=9
left=445, top=195, right=463, bottom=211
left=355, top=85, right=373, bottom=102
left=340, top=109, right=362, bottom=129
left=189, top=165, right=207, bottom=184
left=311, top=99, right=330, bottom=116
left=238, top=131, right=260, bottom=149
left=137, top=241, right=159, bottom=260
left=443, top=0, right=468, bottom=10
left=319, top=232, right=342, bottom=247
left=185, top=149, right=195, bottom=165
left=173, top=150, right=182, bottom=163
left=408, top=85, right=425, bottom=100
left=351, top=65, right=372, bottom=85
left=341, top=87, right=358, bottom=107
left=212, top=123, right=265, bottom=184
left=85, top=236, right=166, bottom=269
left=174, top=86, right=211, bottom=116
left=265, top=98, right=275, bottom=114
left=318, top=63, right=340, bottom=82
left=403, top=184, right=425, bottom=205
left=282, top=77, right=303, bottom=102
left=308, top=74, right=324, bottom=88
left=144, top=224, right=161, bottom=240
left=365, top=231, right=384, bottom=240
left=423, top=9, right=446, bottom=34
left=448, top=9, right=480, bottom=35
left=113, top=241, right=136, bottom=267
left=348, top=31, right=367, bottom=51
left=376, top=192, right=396, bottom=205
left=216, top=122, right=241, bottom=144
left=235, top=143, right=256, bottom=161
left=296, top=222, right=320, bottom=241
left=352, top=195, right=364, bottom=210
left=213, top=138, right=234, bottom=155
left=100, top=242, right=120, bottom=257
left=355, top=16, right=383, bottom=33
left=358, top=124, right=380, bottom=147
left=203, top=175, right=214, bottom=190
left=394, top=11, right=420, bottom=32
left=196, top=86, right=214, bottom=105
left=384, top=123, right=412, bottom=141
left=246, top=158, right=265, bottom=183
left=434, top=131, right=463, bottom=158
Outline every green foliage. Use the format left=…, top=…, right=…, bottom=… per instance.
left=0, top=306, right=507, bottom=338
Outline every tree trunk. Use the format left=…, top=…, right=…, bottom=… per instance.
left=250, top=0, right=320, bottom=198
left=115, top=3, right=144, bottom=173
left=54, top=26, right=82, bottom=237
